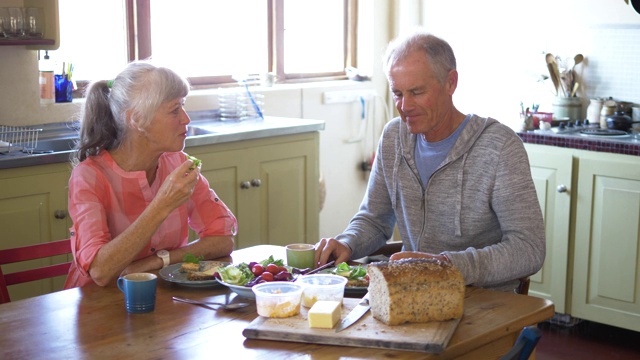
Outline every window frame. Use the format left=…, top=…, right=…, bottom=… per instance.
left=128, top=0, right=358, bottom=87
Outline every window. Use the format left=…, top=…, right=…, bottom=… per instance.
left=52, top=0, right=357, bottom=87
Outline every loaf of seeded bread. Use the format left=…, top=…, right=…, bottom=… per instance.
left=367, top=258, right=465, bottom=325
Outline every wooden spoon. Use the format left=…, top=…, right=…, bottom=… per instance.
left=573, top=54, right=584, bottom=67
left=571, top=54, right=584, bottom=92
left=571, top=82, right=579, bottom=97
left=546, top=53, right=563, bottom=96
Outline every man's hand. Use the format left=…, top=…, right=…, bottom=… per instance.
left=315, top=238, right=352, bottom=267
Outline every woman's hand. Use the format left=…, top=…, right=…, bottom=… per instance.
left=153, top=160, right=199, bottom=212
left=315, top=238, right=352, bottom=266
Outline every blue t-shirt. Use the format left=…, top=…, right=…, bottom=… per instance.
left=415, top=114, right=471, bottom=188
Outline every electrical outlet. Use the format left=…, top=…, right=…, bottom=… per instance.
left=323, top=90, right=377, bottom=104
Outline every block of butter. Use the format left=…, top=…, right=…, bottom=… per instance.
left=308, top=300, right=341, bottom=329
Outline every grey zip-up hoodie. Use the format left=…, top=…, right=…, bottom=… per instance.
left=338, top=114, right=545, bottom=292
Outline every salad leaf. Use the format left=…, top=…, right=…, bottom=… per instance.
left=332, top=262, right=367, bottom=279
left=259, top=255, right=284, bottom=267
left=186, top=154, right=202, bottom=170
left=217, top=255, right=286, bottom=286
left=218, top=263, right=254, bottom=285
left=182, top=253, right=203, bottom=264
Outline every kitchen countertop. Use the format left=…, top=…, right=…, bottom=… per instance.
left=517, top=128, right=640, bottom=156
left=0, top=115, right=325, bottom=170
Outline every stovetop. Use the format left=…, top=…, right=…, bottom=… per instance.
left=536, top=120, right=632, bottom=138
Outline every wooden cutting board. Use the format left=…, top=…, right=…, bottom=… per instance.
left=242, top=298, right=461, bottom=353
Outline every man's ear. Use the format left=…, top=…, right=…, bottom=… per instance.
left=446, top=69, right=458, bottom=95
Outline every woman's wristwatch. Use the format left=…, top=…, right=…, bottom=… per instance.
left=156, top=249, right=170, bottom=268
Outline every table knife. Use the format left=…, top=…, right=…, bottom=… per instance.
left=335, top=292, right=370, bottom=332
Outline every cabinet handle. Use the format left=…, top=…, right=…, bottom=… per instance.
left=54, top=210, right=68, bottom=219
left=240, top=181, right=251, bottom=189
left=556, top=184, right=568, bottom=193
left=250, top=179, right=262, bottom=187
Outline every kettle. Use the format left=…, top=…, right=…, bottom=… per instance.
left=606, top=111, right=640, bottom=132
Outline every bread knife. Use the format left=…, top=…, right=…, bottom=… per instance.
left=335, top=292, right=370, bottom=332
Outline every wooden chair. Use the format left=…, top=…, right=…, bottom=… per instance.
left=368, top=241, right=531, bottom=295
left=499, top=325, right=542, bottom=360
left=0, top=238, right=72, bottom=304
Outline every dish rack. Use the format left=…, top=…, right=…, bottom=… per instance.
left=0, top=125, right=43, bottom=155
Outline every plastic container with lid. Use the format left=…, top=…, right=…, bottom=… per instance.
left=252, top=282, right=303, bottom=318
left=298, top=274, right=348, bottom=308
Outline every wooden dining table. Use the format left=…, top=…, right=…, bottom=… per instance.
left=0, top=245, right=554, bottom=359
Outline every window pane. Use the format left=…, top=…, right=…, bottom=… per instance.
left=150, top=0, right=268, bottom=77
left=54, top=0, right=128, bottom=81
left=283, top=0, right=345, bottom=74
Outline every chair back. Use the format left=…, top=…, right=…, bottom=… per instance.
left=499, top=325, right=542, bottom=360
left=0, top=238, right=71, bottom=304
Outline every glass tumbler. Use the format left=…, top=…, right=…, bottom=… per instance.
left=24, top=7, right=43, bottom=39
left=2, top=7, right=24, bottom=39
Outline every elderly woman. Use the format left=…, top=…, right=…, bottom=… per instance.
left=65, top=61, right=237, bottom=288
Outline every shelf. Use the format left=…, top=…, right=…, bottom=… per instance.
left=0, top=39, right=56, bottom=46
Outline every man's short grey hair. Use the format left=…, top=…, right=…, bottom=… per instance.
left=383, top=29, right=457, bottom=85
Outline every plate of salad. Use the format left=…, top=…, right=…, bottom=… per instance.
left=215, top=255, right=295, bottom=299
left=321, top=262, right=369, bottom=295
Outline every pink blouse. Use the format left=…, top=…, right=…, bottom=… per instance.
left=64, top=151, right=237, bottom=288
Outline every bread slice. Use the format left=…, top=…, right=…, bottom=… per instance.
left=180, top=262, right=200, bottom=273
left=367, top=258, right=465, bottom=325
left=186, top=261, right=226, bottom=281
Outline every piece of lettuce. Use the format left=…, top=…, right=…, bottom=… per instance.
left=332, top=262, right=367, bottom=279
left=218, top=263, right=254, bottom=285
left=186, top=154, right=201, bottom=170
left=258, top=255, right=284, bottom=267
left=182, top=253, right=203, bottom=264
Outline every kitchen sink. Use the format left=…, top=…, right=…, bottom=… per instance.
left=186, top=125, right=218, bottom=136
left=33, top=137, right=78, bottom=153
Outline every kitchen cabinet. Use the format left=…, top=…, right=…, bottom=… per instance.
left=0, top=0, right=59, bottom=50
left=0, top=161, right=71, bottom=301
left=186, top=132, right=320, bottom=249
left=526, top=145, right=573, bottom=314
left=525, top=143, right=640, bottom=332
left=571, top=151, right=640, bottom=332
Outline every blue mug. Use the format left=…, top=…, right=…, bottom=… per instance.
left=117, top=273, right=157, bottom=313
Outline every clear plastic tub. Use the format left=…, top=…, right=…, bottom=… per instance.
left=252, top=282, right=303, bottom=318
left=298, top=274, right=348, bottom=308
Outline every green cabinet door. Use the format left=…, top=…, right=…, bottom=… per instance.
left=572, top=152, right=640, bottom=332
left=0, top=163, right=71, bottom=301
left=525, top=144, right=573, bottom=313
left=187, top=132, right=319, bottom=249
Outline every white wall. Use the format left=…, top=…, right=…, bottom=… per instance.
left=417, top=0, right=640, bottom=129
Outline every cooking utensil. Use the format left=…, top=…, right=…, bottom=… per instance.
left=335, top=292, right=370, bottom=332
left=605, top=111, right=640, bottom=132
left=546, top=53, right=563, bottom=96
left=573, top=54, right=584, bottom=67
left=571, top=54, right=584, bottom=89
left=571, top=82, right=580, bottom=97
left=631, top=0, right=640, bottom=14
left=172, top=296, right=250, bottom=310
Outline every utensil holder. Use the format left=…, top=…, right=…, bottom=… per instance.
left=552, top=97, right=582, bottom=122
